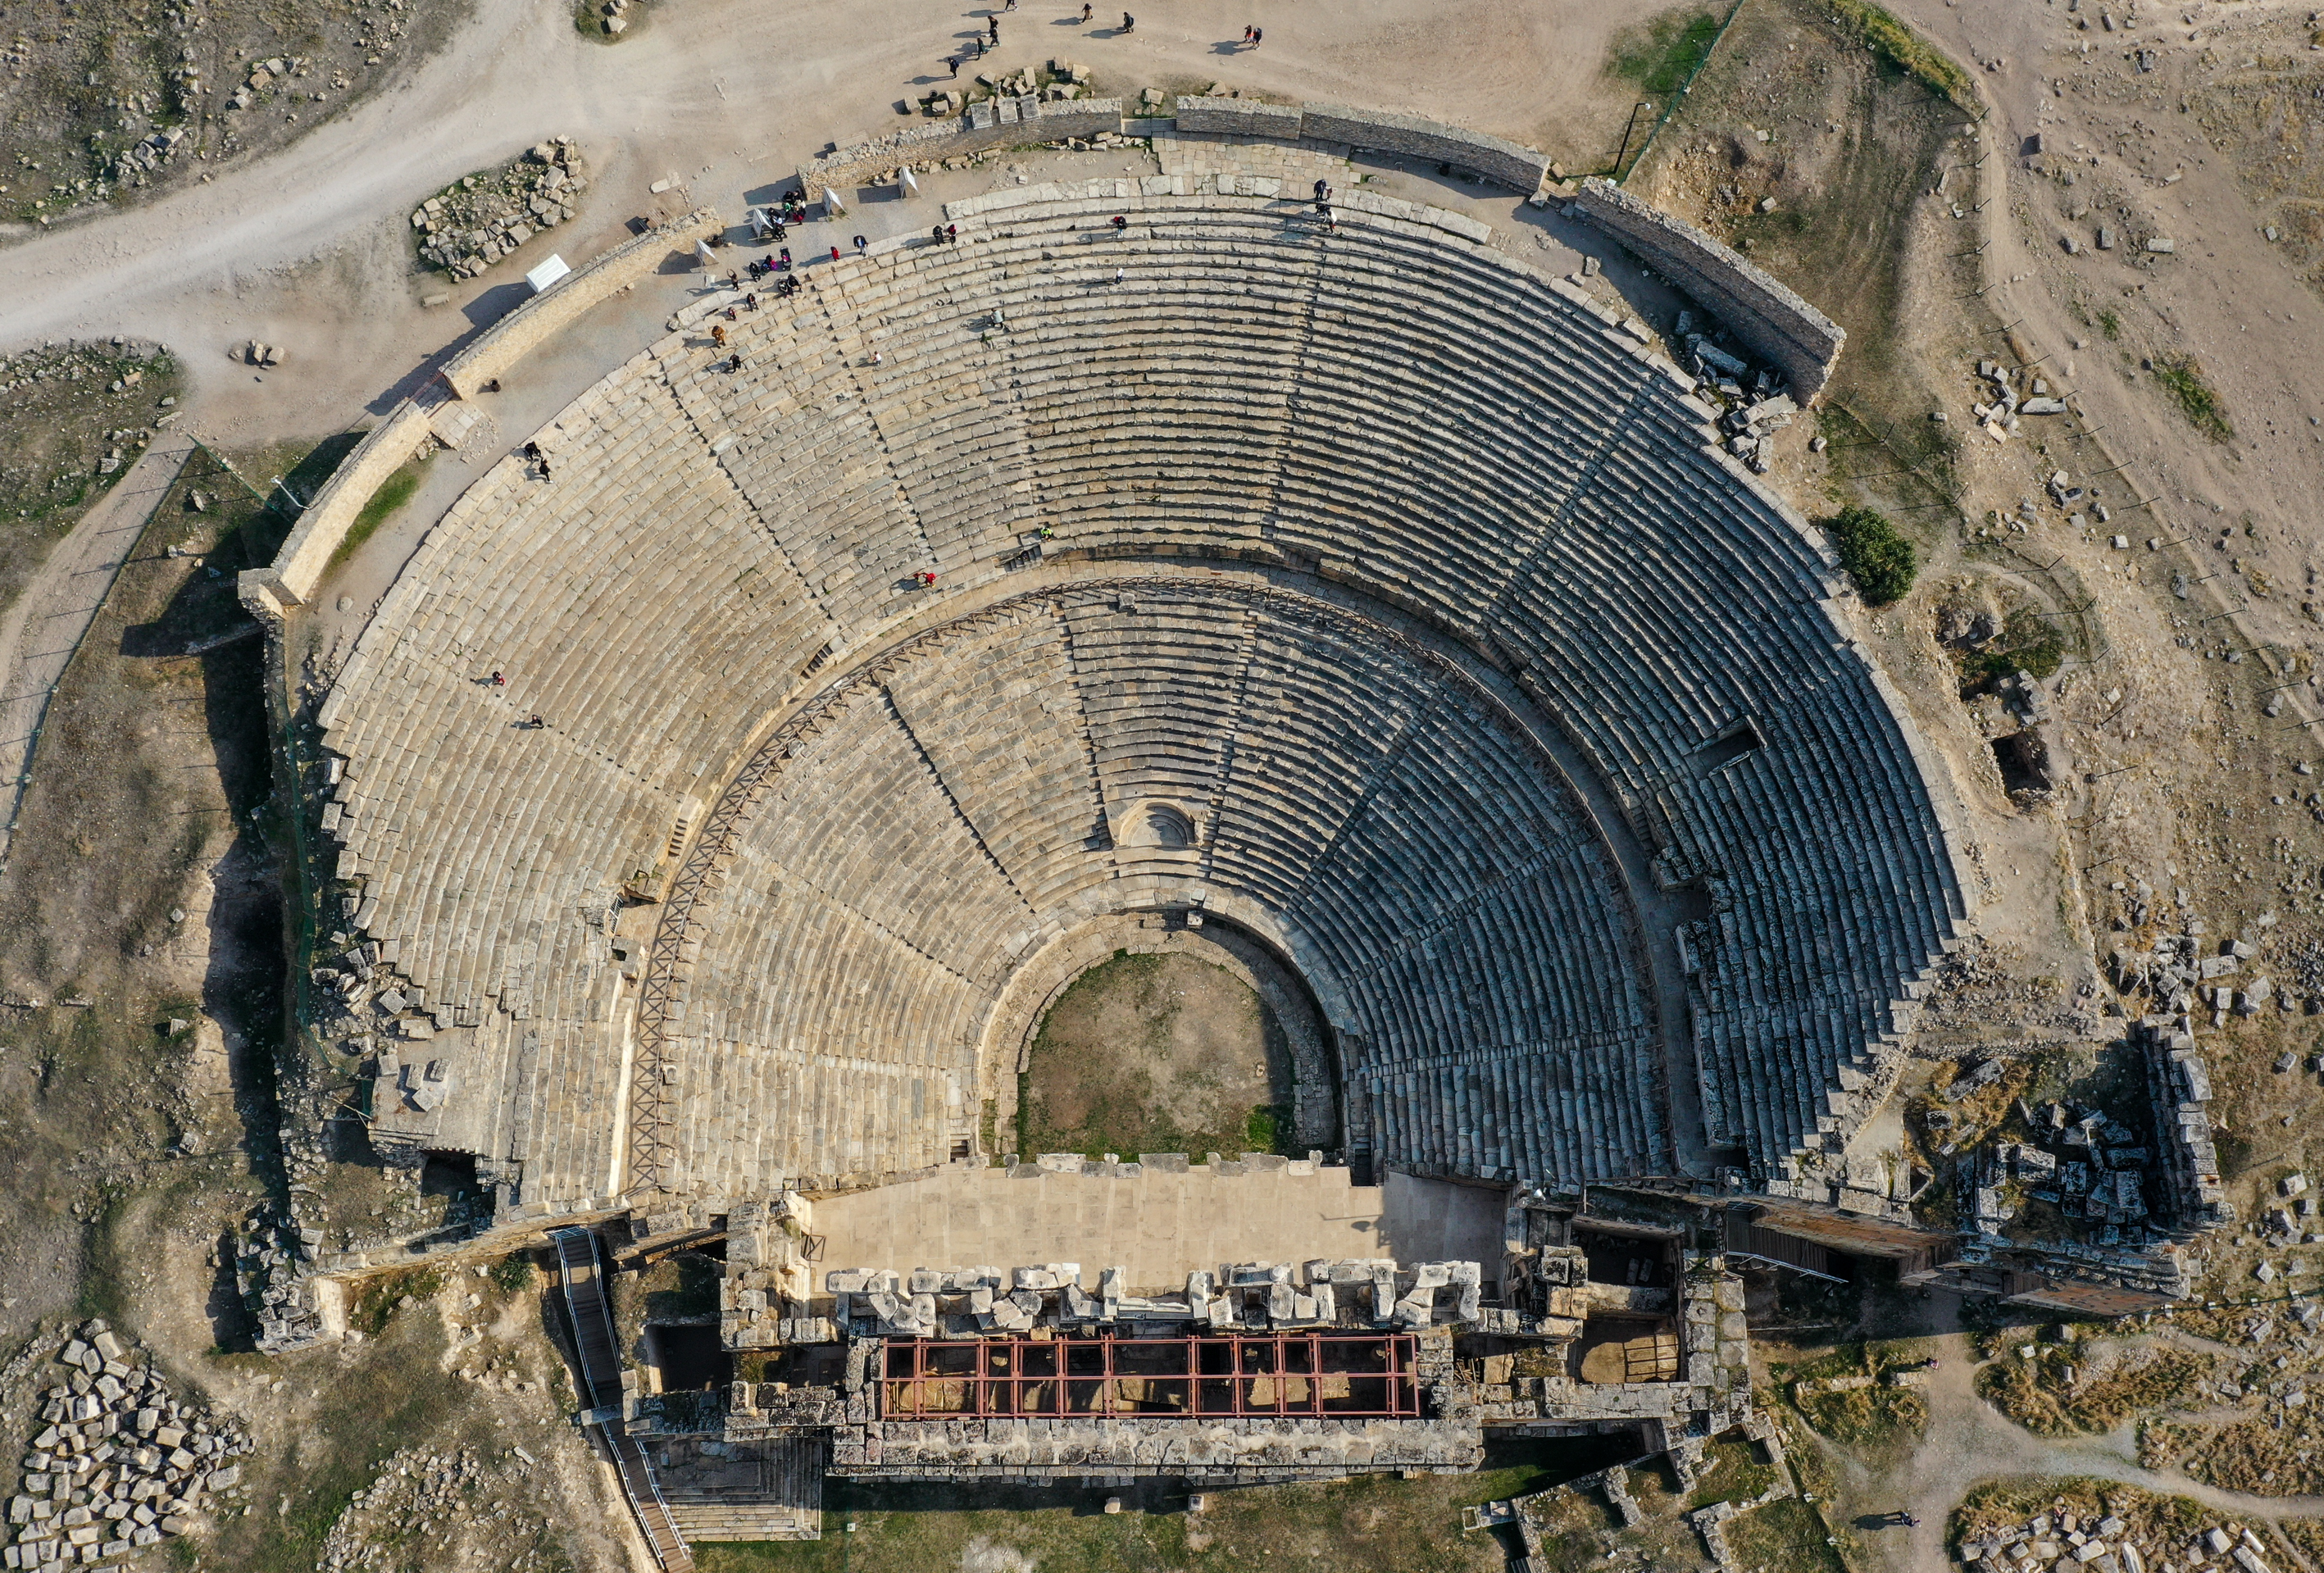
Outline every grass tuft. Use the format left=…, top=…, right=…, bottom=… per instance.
left=1608, top=8, right=1726, bottom=95
left=1822, top=504, right=1918, bottom=605
left=328, top=460, right=425, bottom=571
left=1826, top=0, right=1973, bottom=102
left=2150, top=352, right=2233, bottom=442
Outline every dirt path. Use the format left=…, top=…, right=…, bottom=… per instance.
left=0, top=429, right=194, bottom=871
left=1821, top=1339, right=2324, bottom=1570
left=0, top=0, right=1692, bottom=448
left=1884, top=0, right=2324, bottom=680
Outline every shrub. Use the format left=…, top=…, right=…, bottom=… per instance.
left=1825, top=504, right=1918, bottom=605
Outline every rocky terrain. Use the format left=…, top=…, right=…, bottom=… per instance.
left=0, top=0, right=469, bottom=230
left=410, top=140, right=588, bottom=281
left=6, top=1320, right=252, bottom=1568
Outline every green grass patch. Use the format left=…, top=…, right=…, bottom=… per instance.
left=329, top=458, right=426, bottom=571
left=698, top=1440, right=1612, bottom=1573
left=2096, top=307, right=2122, bottom=341
left=1608, top=7, right=1726, bottom=95
left=2151, top=352, right=2233, bottom=442
left=572, top=0, right=632, bottom=41
left=1962, top=606, right=2066, bottom=684
left=1975, top=1342, right=2201, bottom=1438
left=490, top=1249, right=539, bottom=1295
left=1728, top=1498, right=1849, bottom=1572
left=347, top=1265, right=446, bottom=1339
left=1827, top=0, right=1972, bottom=102
left=1244, top=1102, right=1291, bottom=1153
left=1822, top=504, right=1918, bottom=605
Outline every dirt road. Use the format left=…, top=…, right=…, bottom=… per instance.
left=0, top=0, right=1676, bottom=448
left=1825, top=1339, right=2324, bottom=1571
left=1884, top=0, right=2324, bottom=673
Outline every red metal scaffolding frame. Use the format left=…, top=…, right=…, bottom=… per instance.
left=879, top=1332, right=1421, bottom=1421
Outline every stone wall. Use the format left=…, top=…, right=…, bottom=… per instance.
left=1573, top=177, right=1845, bottom=402
left=1169, top=97, right=1551, bottom=197
left=831, top=1414, right=1485, bottom=1480
left=238, top=208, right=722, bottom=625
left=238, top=402, right=434, bottom=622
left=794, top=99, right=1126, bottom=202
left=1296, top=102, right=1552, bottom=197
left=440, top=207, right=721, bottom=398
left=1171, top=96, right=1302, bottom=139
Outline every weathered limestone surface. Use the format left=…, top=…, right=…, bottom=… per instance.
left=794, top=99, right=1126, bottom=201
left=1574, top=177, right=1846, bottom=402
left=298, top=182, right=1962, bottom=1221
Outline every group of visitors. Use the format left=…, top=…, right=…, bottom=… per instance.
left=951, top=3, right=1127, bottom=75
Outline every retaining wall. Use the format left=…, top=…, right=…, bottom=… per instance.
left=239, top=208, right=722, bottom=625
left=794, top=99, right=1126, bottom=202
left=1296, top=102, right=1552, bottom=196
left=1171, top=96, right=1302, bottom=139
left=442, top=207, right=721, bottom=398
left=1574, top=176, right=1845, bottom=402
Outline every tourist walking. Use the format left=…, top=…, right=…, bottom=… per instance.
left=1080, top=2, right=1091, bottom=19
left=988, top=14, right=999, bottom=40
left=1249, top=25, right=1261, bottom=46
left=948, top=54, right=960, bottom=77
left=1120, top=11, right=1133, bottom=30
left=853, top=234, right=868, bottom=257
left=1242, top=24, right=1253, bottom=43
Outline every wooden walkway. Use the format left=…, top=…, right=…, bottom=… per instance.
left=554, top=1228, right=696, bottom=1571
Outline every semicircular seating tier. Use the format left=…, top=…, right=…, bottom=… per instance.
left=314, top=181, right=1968, bottom=1216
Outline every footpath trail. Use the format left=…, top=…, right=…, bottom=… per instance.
left=0, top=0, right=1651, bottom=448
left=1829, top=1339, right=2324, bottom=1571
left=0, top=430, right=196, bottom=870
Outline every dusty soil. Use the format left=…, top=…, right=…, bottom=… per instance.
left=0, top=0, right=471, bottom=227
left=0, top=0, right=1715, bottom=449
left=0, top=340, right=184, bottom=619
left=1016, top=952, right=1293, bottom=1161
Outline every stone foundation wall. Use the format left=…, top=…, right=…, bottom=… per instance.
left=239, top=207, right=722, bottom=622
left=1171, top=97, right=1302, bottom=139
left=795, top=99, right=1126, bottom=202
left=1573, top=176, right=1845, bottom=402
left=830, top=1415, right=1485, bottom=1479
left=1169, top=98, right=1550, bottom=196
left=441, top=207, right=721, bottom=398
left=1297, top=102, right=1552, bottom=196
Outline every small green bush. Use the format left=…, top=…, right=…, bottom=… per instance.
left=2151, top=353, right=2233, bottom=442
left=1825, top=504, right=1918, bottom=605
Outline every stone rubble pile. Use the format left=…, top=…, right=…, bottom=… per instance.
left=6, top=1321, right=250, bottom=1571
left=412, top=141, right=587, bottom=280
left=1960, top=1508, right=2278, bottom=1573
left=1971, top=357, right=2071, bottom=443
left=809, top=1258, right=1481, bottom=1342
left=1668, top=308, right=1794, bottom=475
left=319, top=1444, right=491, bottom=1573
left=235, top=1193, right=328, bottom=1352
left=922, top=59, right=1092, bottom=117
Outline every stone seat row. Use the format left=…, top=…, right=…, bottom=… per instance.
left=317, top=185, right=1960, bottom=1199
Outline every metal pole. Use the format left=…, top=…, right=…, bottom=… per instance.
left=1613, top=101, right=1655, bottom=175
